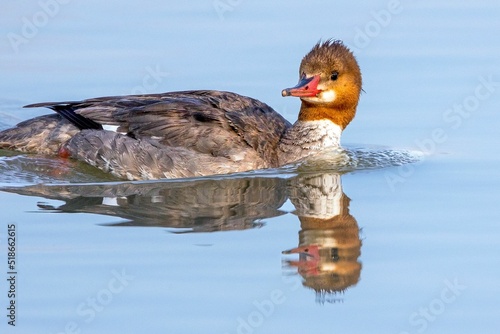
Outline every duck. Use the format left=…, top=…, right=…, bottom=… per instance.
left=0, top=40, right=362, bottom=180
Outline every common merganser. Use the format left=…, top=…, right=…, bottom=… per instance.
left=0, top=40, right=362, bottom=180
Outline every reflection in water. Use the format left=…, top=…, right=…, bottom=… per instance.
left=283, top=173, right=361, bottom=303
left=3, top=177, right=288, bottom=232
left=2, top=171, right=361, bottom=300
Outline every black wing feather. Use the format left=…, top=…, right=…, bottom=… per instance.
left=45, top=105, right=103, bottom=130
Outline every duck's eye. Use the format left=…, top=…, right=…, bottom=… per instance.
left=330, top=71, right=339, bottom=81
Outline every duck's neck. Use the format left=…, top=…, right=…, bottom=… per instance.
left=297, top=101, right=356, bottom=130
left=278, top=102, right=356, bottom=165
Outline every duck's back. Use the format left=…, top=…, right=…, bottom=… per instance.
left=0, top=91, right=291, bottom=180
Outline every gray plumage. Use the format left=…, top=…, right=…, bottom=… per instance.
left=1, top=91, right=291, bottom=180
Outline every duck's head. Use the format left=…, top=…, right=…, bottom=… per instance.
left=282, top=40, right=362, bottom=129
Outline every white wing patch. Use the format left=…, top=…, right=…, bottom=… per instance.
left=102, top=125, right=120, bottom=132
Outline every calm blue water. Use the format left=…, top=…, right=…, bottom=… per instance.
left=1, top=1, right=500, bottom=333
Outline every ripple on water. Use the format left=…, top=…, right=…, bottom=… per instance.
left=296, top=145, right=422, bottom=174
left=0, top=150, right=118, bottom=186
left=0, top=146, right=422, bottom=186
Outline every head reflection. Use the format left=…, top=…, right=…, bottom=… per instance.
left=283, top=173, right=361, bottom=303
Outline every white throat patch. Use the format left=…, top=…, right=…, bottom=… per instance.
left=301, top=89, right=336, bottom=104
left=318, top=89, right=336, bottom=103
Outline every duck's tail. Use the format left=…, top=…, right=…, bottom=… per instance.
left=0, top=114, right=80, bottom=155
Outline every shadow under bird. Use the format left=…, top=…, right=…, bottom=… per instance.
left=0, top=40, right=362, bottom=180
